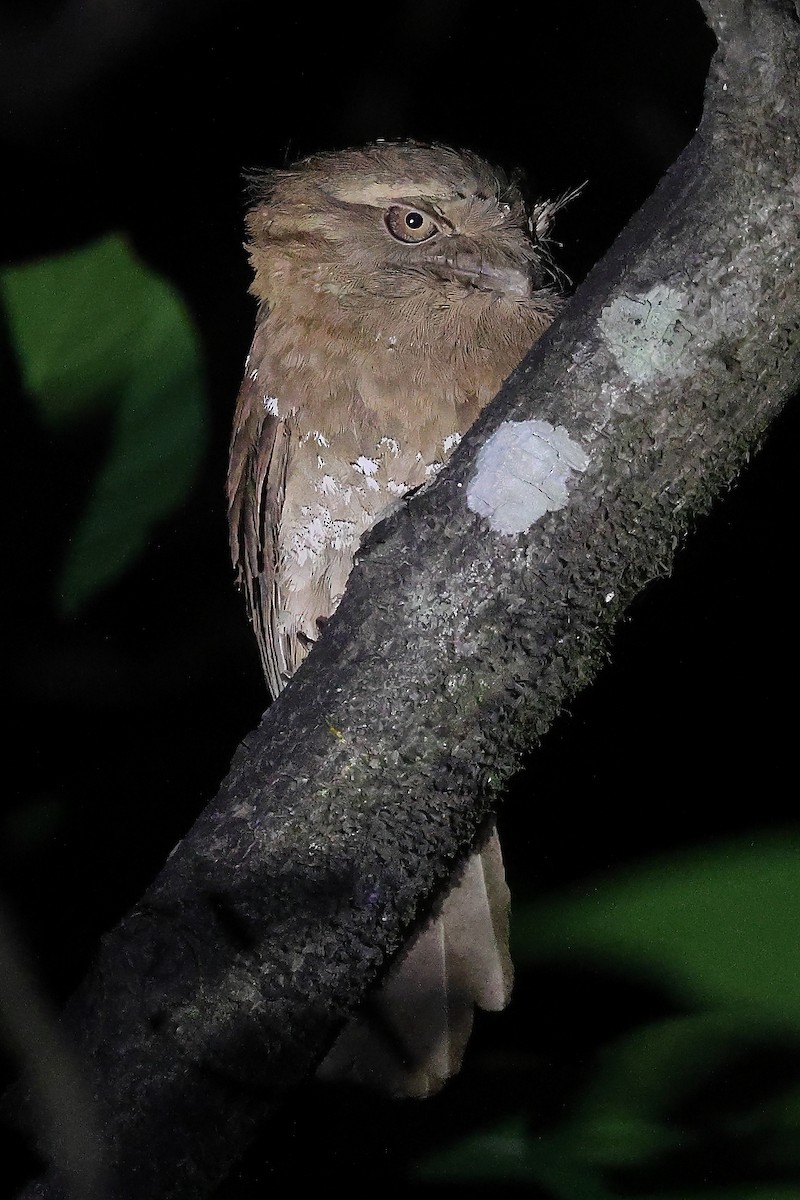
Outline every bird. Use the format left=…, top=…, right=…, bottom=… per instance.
left=227, top=141, right=563, bottom=1097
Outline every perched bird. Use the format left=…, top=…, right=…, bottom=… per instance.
left=228, top=141, right=562, bottom=1096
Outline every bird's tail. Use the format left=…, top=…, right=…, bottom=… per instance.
left=317, top=826, right=511, bottom=1097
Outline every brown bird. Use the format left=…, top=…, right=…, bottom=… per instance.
left=228, top=141, right=562, bottom=1096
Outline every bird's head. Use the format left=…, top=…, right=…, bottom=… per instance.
left=244, top=142, right=562, bottom=344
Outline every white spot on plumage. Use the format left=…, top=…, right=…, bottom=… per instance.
left=425, top=461, right=443, bottom=478
left=387, top=480, right=406, bottom=496
left=379, top=437, right=400, bottom=457
left=250, top=368, right=259, bottom=380
left=290, top=504, right=358, bottom=565
left=317, top=456, right=325, bottom=469
left=327, top=476, right=356, bottom=504
left=443, top=432, right=462, bottom=454
left=353, top=456, right=379, bottom=477
left=304, top=430, right=330, bottom=447
left=264, top=394, right=279, bottom=416
left=316, top=474, right=355, bottom=504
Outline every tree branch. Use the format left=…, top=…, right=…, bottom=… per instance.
left=14, top=1, right=800, bottom=1196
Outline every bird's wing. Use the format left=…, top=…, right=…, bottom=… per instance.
left=229, top=324, right=512, bottom=1096
left=227, top=319, right=290, bottom=698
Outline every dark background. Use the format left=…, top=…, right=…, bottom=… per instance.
left=2, top=1, right=798, bottom=1195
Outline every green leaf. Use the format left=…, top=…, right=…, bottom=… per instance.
left=567, top=1011, right=800, bottom=1165
left=512, top=830, right=800, bottom=1025
left=415, top=1115, right=616, bottom=1197
left=1, top=234, right=207, bottom=611
left=489, top=833, right=800, bottom=1196
left=417, top=835, right=800, bottom=1194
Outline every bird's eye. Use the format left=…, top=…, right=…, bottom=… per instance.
left=385, top=205, right=439, bottom=243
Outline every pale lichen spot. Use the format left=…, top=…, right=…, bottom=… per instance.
left=599, top=284, right=692, bottom=384
left=467, top=419, right=590, bottom=535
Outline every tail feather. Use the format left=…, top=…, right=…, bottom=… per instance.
left=318, top=826, right=511, bottom=1096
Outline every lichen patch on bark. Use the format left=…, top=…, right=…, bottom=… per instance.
left=466, top=419, right=590, bottom=535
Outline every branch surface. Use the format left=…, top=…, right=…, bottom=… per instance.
left=16, top=1, right=800, bottom=1196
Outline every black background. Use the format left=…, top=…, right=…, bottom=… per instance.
left=2, top=1, right=797, bottom=1194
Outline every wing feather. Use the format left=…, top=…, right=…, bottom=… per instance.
left=227, top=321, right=290, bottom=698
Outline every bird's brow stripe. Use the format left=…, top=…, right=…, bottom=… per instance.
left=327, top=180, right=470, bottom=206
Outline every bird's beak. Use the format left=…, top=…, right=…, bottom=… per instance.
left=428, top=246, right=534, bottom=300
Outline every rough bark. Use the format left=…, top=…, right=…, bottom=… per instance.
left=15, top=1, right=800, bottom=1196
